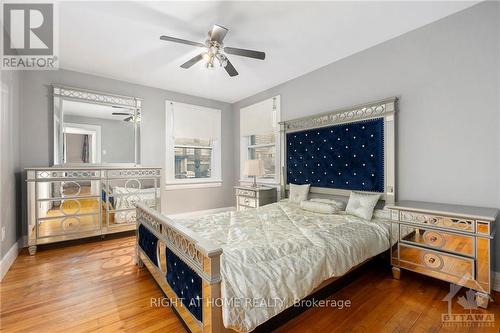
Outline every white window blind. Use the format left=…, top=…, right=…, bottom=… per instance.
left=239, top=95, right=281, bottom=185
left=172, top=102, right=220, bottom=140
left=240, top=97, right=277, bottom=137
left=166, top=101, right=222, bottom=187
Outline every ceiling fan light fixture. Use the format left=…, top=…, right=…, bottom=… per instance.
left=161, top=24, right=265, bottom=77
left=205, top=60, right=215, bottom=70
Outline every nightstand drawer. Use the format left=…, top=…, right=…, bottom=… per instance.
left=400, top=210, right=475, bottom=233
left=399, top=243, right=475, bottom=280
left=399, top=225, right=474, bottom=257
left=238, top=196, right=257, bottom=208
left=236, top=189, right=256, bottom=198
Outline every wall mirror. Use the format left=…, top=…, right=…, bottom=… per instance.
left=53, top=85, right=142, bottom=165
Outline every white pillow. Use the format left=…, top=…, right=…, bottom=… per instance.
left=300, top=200, right=338, bottom=214
left=289, top=184, right=310, bottom=204
left=310, top=198, right=346, bottom=211
left=345, top=192, right=380, bottom=220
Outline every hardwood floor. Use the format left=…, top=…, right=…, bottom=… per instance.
left=1, top=235, right=499, bottom=333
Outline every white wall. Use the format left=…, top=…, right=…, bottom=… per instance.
left=232, top=2, right=500, bottom=267
left=0, top=70, right=22, bottom=260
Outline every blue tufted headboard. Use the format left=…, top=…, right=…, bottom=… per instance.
left=281, top=97, right=397, bottom=204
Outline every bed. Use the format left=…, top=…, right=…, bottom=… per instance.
left=136, top=97, right=397, bottom=333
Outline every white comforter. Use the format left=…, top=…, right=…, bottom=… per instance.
left=174, top=201, right=391, bottom=332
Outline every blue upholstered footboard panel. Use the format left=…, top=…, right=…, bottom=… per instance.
left=166, top=249, right=203, bottom=322
left=138, top=224, right=158, bottom=265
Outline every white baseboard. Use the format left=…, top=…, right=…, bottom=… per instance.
left=0, top=241, right=19, bottom=281
left=493, top=272, right=500, bottom=292
left=166, top=206, right=235, bottom=219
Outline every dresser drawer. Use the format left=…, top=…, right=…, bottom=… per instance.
left=236, top=189, right=256, bottom=198
left=37, top=197, right=100, bottom=219
left=37, top=214, right=100, bottom=238
left=400, top=210, right=475, bottom=233
left=399, top=225, right=474, bottom=257
left=36, top=180, right=101, bottom=199
left=398, top=243, right=475, bottom=280
left=35, top=169, right=101, bottom=180
left=238, top=196, right=257, bottom=208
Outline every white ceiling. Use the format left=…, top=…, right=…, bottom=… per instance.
left=63, top=100, right=132, bottom=120
left=59, top=1, right=478, bottom=103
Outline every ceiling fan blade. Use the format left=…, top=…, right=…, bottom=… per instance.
left=112, top=112, right=133, bottom=116
left=180, top=54, right=204, bottom=69
left=224, top=58, right=238, bottom=77
left=224, top=47, right=265, bottom=60
left=209, top=24, right=228, bottom=43
left=160, top=35, right=205, bottom=48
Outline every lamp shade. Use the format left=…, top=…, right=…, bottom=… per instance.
left=244, top=159, right=265, bottom=177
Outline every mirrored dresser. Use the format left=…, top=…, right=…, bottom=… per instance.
left=387, top=201, right=497, bottom=308
left=26, top=166, right=161, bottom=255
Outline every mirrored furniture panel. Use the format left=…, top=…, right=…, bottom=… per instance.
left=387, top=201, right=497, bottom=308
left=53, top=85, right=142, bottom=166
left=234, top=186, right=277, bottom=211
left=26, top=166, right=161, bottom=255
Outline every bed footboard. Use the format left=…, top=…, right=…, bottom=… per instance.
left=136, top=204, right=226, bottom=333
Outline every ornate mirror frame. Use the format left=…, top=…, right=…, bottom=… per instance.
left=53, top=85, right=143, bottom=166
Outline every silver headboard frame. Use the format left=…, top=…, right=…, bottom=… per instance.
left=279, top=97, right=397, bottom=204
left=53, top=85, right=143, bottom=166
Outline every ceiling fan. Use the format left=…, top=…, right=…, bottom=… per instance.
left=112, top=112, right=134, bottom=122
left=160, top=24, right=265, bottom=77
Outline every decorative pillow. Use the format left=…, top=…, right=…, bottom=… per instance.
left=310, top=198, right=346, bottom=211
left=289, top=183, right=310, bottom=204
left=300, top=200, right=338, bottom=214
left=373, top=208, right=391, bottom=220
left=345, top=192, right=380, bottom=220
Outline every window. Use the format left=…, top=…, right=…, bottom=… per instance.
left=174, top=138, right=212, bottom=179
left=247, top=134, right=276, bottom=179
left=166, top=102, right=221, bottom=187
left=240, top=96, right=280, bottom=184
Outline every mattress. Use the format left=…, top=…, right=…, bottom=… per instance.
left=174, top=200, right=392, bottom=332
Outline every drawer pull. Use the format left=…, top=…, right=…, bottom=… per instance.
left=422, top=252, right=444, bottom=270
left=423, top=230, right=445, bottom=249
left=238, top=196, right=257, bottom=208
left=61, top=217, right=81, bottom=231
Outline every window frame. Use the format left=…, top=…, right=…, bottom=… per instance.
left=165, top=101, right=222, bottom=189
left=239, top=95, right=281, bottom=186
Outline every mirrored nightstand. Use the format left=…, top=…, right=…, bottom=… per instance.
left=234, top=186, right=277, bottom=211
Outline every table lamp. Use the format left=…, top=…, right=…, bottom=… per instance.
left=244, top=159, right=265, bottom=188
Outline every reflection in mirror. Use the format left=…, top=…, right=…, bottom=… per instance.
left=61, top=100, right=139, bottom=164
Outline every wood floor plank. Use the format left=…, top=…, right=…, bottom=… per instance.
left=1, top=235, right=499, bottom=333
